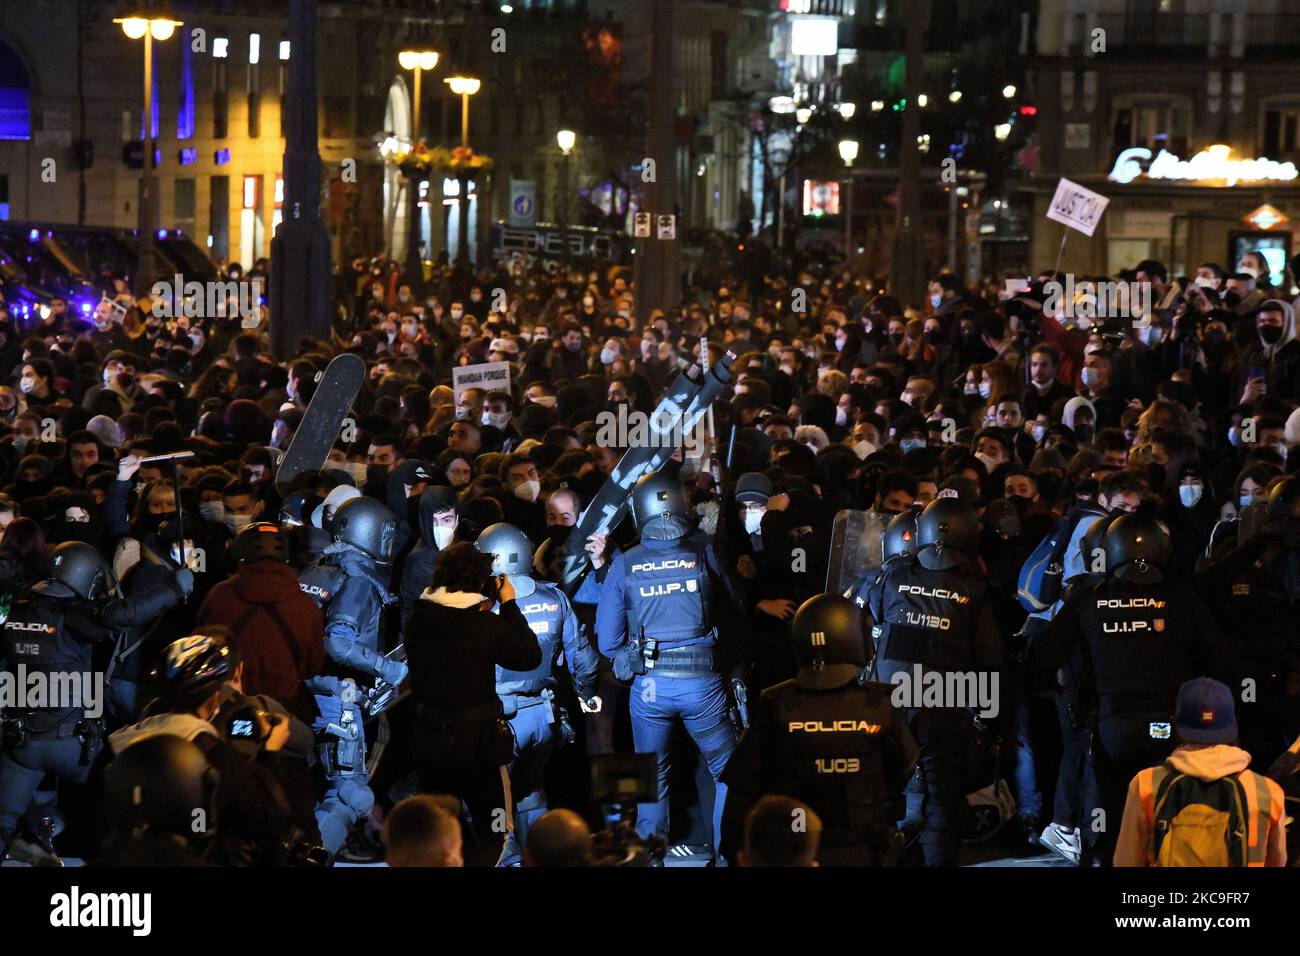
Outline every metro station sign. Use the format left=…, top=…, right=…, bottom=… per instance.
left=1108, top=144, right=1299, bottom=187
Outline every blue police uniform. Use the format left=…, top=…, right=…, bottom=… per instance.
left=496, top=581, right=599, bottom=866
left=595, top=532, right=742, bottom=852
left=299, top=546, right=400, bottom=854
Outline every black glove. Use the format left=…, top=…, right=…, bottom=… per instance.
left=170, top=567, right=195, bottom=599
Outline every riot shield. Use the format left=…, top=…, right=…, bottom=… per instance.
left=825, top=509, right=891, bottom=597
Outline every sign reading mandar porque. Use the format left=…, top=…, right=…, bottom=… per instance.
left=452, top=361, right=511, bottom=402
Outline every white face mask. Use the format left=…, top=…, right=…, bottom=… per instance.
left=742, top=508, right=766, bottom=535
left=199, top=500, right=225, bottom=523
left=964, top=383, right=978, bottom=396
left=978, top=382, right=991, bottom=400
left=600, top=347, right=618, bottom=365
left=19, top=377, right=35, bottom=394
left=1031, top=424, right=1047, bottom=443
left=455, top=406, right=470, bottom=421
left=1195, top=276, right=1217, bottom=289
left=852, top=440, right=876, bottom=460
left=529, top=395, right=556, bottom=408
left=975, top=451, right=1000, bottom=473
left=484, top=411, right=510, bottom=429
left=346, top=461, right=368, bottom=484
left=1179, top=483, right=1204, bottom=508
left=513, top=479, right=541, bottom=503
left=1080, top=367, right=1101, bottom=389
left=433, top=525, right=455, bottom=549
left=835, top=406, right=848, bottom=427
left=225, top=513, right=254, bottom=534
left=450, top=308, right=464, bottom=320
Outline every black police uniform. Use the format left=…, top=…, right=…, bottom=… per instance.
left=722, top=679, right=917, bottom=865
left=0, top=577, right=181, bottom=856
left=874, top=560, right=1003, bottom=865
left=1032, top=576, right=1238, bottom=859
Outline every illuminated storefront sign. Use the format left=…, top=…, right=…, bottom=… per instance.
left=1108, top=144, right=1299, bottom=186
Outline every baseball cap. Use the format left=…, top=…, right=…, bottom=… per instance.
left=1174, top=678, right=1237, bottom=744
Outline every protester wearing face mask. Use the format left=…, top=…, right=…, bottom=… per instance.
left=16, top=359, right=55, bottom=404
left=400, top=486, right=461, bottom=616
left=1159, top=464, right=1218, bottom=576
left=222, top=480, right=266, bottom=539
left=501, top=456, right=544, bottom=537
left=1238, top=300, right=1300, bottom=405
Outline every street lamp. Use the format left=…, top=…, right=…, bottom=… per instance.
left=557, top=129, right=576, bottom=271
left=838, top=102, right=857, bottom=120
left=445, top=76, right=481, bottom=265
left=839, top=139, right=859, bottom=268
left=398, top=48, right=439, bottom=289
left=115, top=11, right=182, bottom=296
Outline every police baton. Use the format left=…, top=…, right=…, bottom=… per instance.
left=139, top=451, right=197, bottom=600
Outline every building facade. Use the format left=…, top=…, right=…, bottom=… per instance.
left=1029, top=0, right=1300, bottom=282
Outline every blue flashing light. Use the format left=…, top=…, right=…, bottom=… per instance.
left=27, top=228, right=38, bottom=242
left=157, top=228, right=167, bottom=240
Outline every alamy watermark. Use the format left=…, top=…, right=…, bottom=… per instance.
left=149, top=273, right=264, bottom=328
left=890, top=664, right=1000, bottom=719
left=594, top=406, right=705, bottom=458
left=1040, top=275, right=1152, bottom=325
left=0, top=665, right=104, bottom=718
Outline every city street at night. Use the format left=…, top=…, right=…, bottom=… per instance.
left=0, top=0, right=1295, bottom=940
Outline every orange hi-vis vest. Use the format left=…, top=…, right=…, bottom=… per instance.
left=1136, top=763, right=1283, bottom=867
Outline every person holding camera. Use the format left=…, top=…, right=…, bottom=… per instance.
left=107, top=633, right=296, bottom=865
left=403, top=542, right=541, bottom=867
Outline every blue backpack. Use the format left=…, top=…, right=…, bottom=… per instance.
left=1017, top=506, right=1101, bottom=613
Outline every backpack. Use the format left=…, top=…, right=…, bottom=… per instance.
left=1151, top=771, right=1249, bottom=867
left=1016, top=506, right=1100, bottom=613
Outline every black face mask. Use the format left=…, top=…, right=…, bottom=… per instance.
left=1006, top=494, right=1033, bottom=515
left=547, top=525, right=574, bottom=548
left=925, top=329, right=945, bottom=346
left=1074, top=424, right=1094, bottom=443
left=888, top=332, right=905, bottom=347
left=1260, top=325, right=1284, bottom=344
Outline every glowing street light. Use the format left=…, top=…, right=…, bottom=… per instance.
left=398, top=48, right=440, bottom=288
left=444, top=77, right=482, bottom=264
left=116, top=10, right=183, bottom=295
left=838, top=139, right=860, bottom=166
left=556, top=128, right=576, bottom=155
left=1002, top=84, right=1017, bottom=98
left=949, top=90, right=962, bottom=103
left=838, top=102, right=857, bottom=120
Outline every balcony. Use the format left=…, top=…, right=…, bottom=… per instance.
left=1087, top=13, right=1300, bottom=55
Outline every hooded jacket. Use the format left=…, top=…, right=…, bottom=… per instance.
left=1238, top=298, right=1300, bottom=403
left=1114, top=744, right=1286, bottom=867
left=399, top=485, right=459, bottom=616
left=197, top=559, right=326, bottom=709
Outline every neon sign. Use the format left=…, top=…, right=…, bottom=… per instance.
left=1109, top=145, right=1298, bottom=186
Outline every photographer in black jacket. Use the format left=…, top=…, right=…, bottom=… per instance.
left=403, top=541, right=541, bottom=866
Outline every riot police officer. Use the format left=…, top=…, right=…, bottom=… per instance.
left=1196, top=477, right=1300, bottom=770
left=297, top=496, right=408, bottom=856
left=593, top=469, right=746, bottom=859
left=721, top=594, right=918, bottom=866
left=1032, top=511, right=1239, bottom=862
left=0, top=541, right=190, bottom=862
left=475, top=522, right=602, bottom=866
left=874, top=498, right=1003, bottom=866
left=844, top=508, right=919, bottom=649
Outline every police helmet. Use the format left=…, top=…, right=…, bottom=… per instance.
left=49, top=541, right=109, bottom=601
left=475, top=523, right=534, bottom=578
left=1080, top=513, right=1120, bottom=578
left=915, top=498, right=979, bottom=571
left=882, top=509, right=919, bottom=564
left=311, top=484, right=362, bottom=532
left=155, top=634, right=236, bottom=702
left=331, top=496, right=397, bottom=563
left=1103, top=512, right=1169, bottom=584
left=630, top=470, right=688, bottom=530
left=790, top=594, right=867, bottom=691
left=103, top=735, right=219, bottom=839
left=231, top=521, right=290, bottom=564
left=1266, top=476, right=1300, bottom=523
left=982, top=499, right=1020, bottom=541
